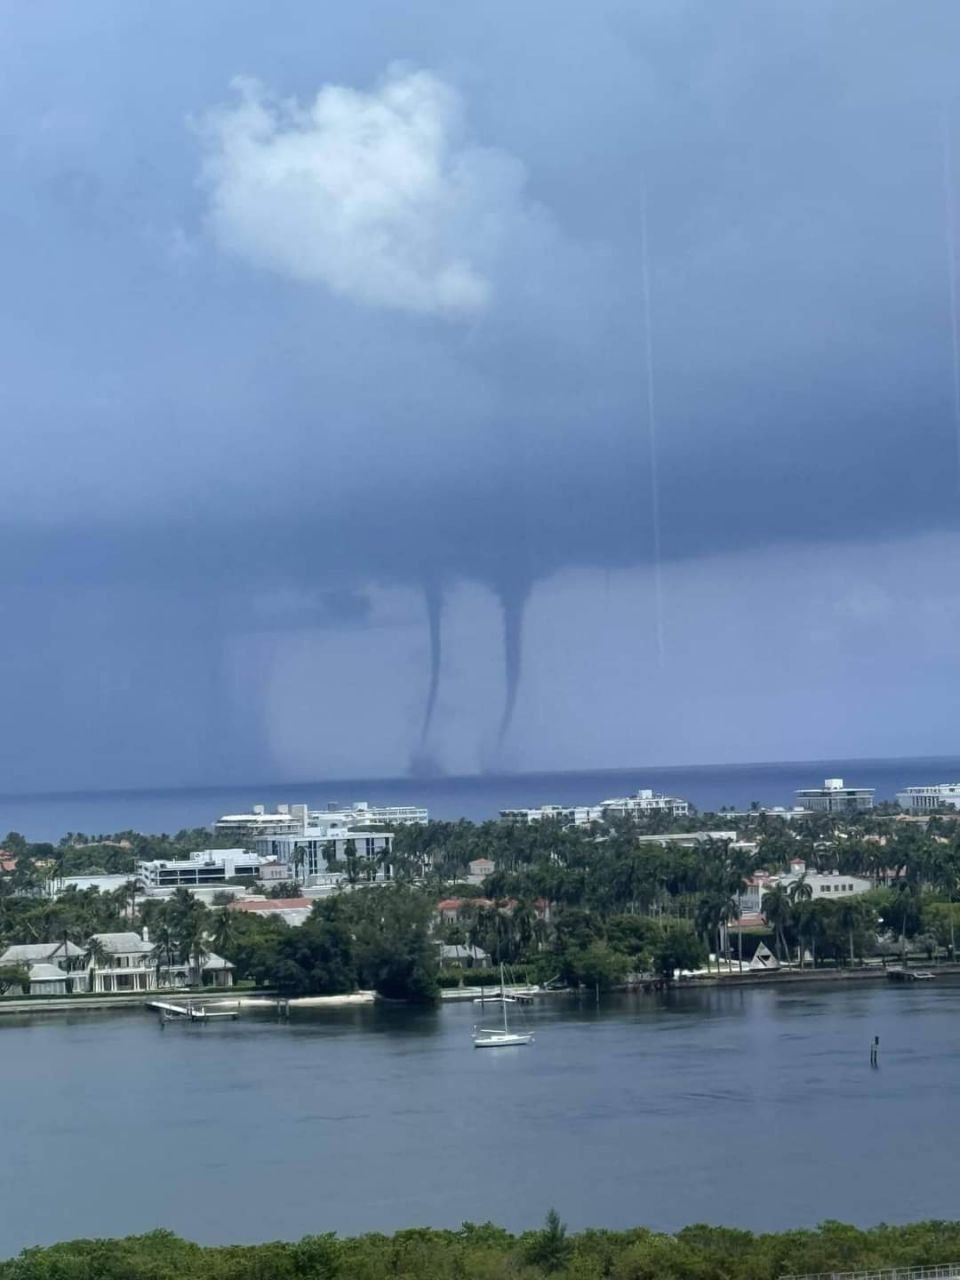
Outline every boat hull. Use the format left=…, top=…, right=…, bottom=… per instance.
left=473, top=1032, right=534, bottom=1048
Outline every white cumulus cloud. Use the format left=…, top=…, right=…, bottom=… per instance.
left=198, top=67, right=529, bottom=316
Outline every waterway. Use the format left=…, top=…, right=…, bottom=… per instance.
left=3, top=979, right=960, bottom=1255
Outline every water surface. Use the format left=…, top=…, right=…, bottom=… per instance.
left=5, top=753, right=960, bottom=840
left=2, top=981, right=959, bottom=1253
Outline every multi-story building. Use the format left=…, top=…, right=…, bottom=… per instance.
left=253, top=828, right=393, bottom=885
left=601, top=789, right=691, bottom=819
left=217, top=807, right=395, bottom=887
left=896, top=783, right=960, bottom=812
left=137, top=849, right=264, bottom=890
left=778, top=866, right=872, bottom=899
left=87, top=932, right=158, bottom=993
left=795, top=778, right=874, bottom=813
left=500, top=789, right=690, bottom=826
left=214, top=800, right=426, bottom=844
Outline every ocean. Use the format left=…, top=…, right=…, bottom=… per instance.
left=2, top=754, right=959, bottom=842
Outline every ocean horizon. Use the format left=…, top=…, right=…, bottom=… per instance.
left=3, top=753, right=960, bottom=842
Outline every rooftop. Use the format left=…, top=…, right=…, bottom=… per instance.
left=90, top=932, right=154, bottom=955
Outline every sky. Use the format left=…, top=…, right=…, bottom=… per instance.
left=2, top=0, right=960, bottom=790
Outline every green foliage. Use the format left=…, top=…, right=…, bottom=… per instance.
left=0, top=963, right=29, bottom=995
left=10, top=1219, right=960, bottom=1280
left=652, top=921, right=706, bottom=978
left=216, top=887, right=441, bottom=1002
left=523, top=1210, right=573, bottom=1273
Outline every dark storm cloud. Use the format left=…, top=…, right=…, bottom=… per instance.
left=1, top=0, right=960, bottom=786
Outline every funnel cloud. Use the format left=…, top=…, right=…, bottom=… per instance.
left=1, top=2, right=960, bottom=788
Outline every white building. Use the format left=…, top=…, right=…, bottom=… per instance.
left=137, top=849, right=264, bottom=890
left=47, top=873, right=132, bottom=897
left=467, top=857, right=496, bottom=884
left=601, top=789, right=690, bottom=818
left=795, top=778, right=874, bottom=813
left=254, top=829, right=393, bottom=885
left=778, top=867, right=872, bottom=899
left=223, top=807, right=396, bottom=887
left=0, top=941, right=88, bottom=995
left=896, top=783, right=960, bottom=812
left=88, top=932, right=157, bottom=993
left=636, top=830, right=737, bottom=847
left=501, top=789, right=690, bottom=827
left=500, top=804, right=597, bottom=825
left=214, top=800, right=426, bottom=843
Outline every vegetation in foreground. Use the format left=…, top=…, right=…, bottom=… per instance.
left=5, top=1216, right=960, bottom=1279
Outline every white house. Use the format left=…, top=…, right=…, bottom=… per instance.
left=777, top=866, right=872, bottom=899
left=0, top=941, right=88, bottom=995
left=24, top=963, right=71, bottom=995
left=87, top=932, right=157, bottom=993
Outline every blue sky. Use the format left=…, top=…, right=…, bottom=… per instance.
left=2, top=1, right=960, bottom=789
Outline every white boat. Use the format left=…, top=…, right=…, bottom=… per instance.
left=473, top=965, right=533, bottom=1048
left=472, top=994, right=517, bottom=1005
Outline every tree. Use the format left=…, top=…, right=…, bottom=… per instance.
left=788, top=875, right=813, bottom=966
left=762, top=885, right=791, bottom=963
left=565, top=942, right=628, bottom=991
left=524, top=1209, right=572, bottom=1273
left=0, top=963, right=28, bottom=995
left=152, top=920, right=176, bottom=986
left=210, top=908, right=236, bottom=955
left=653, top=921, right=706, bottom=980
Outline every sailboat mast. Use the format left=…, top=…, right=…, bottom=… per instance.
left=501, top=962, right=508, bottom=1032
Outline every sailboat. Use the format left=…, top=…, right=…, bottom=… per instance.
left=473, top=964, right=534, bottom=1048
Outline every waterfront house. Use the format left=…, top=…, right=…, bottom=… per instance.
left=467, top=858, right=495, bottom=883
left=87, top=932, right=158, bottom=993
left=0, top=941, right=86, bottom=969
left=159, top=947, right=235, bottom=989
left=23, top=963, right=71, bottom=995
left=0, top=941, right=88, bottom=995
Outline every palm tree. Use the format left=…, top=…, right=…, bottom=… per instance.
left=761, top=885, right=791, bottom=963
left=151, top=920, right=176, bottom=987
left=85, top=935, right=110, bottom=992
left=836, top=898, right=861, bottom=967
left=788, top=875, right=813, bottom=966
left=186, top=923, right=207, bottom=986
left=210, top=908, right=236, bottom=955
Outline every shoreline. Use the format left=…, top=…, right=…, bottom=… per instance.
left=2, top=963, right=957, bottom=1017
